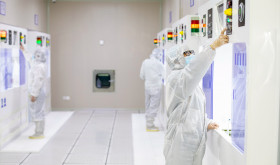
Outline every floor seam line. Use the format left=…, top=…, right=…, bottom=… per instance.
left=104, top=110, right=118, bottom=165
left=19, top=152, right=32, bottom=164
left=62, top=110, right=95, bottom=165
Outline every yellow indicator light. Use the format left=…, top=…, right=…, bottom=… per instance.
left=162, top=37, right=165, bottom=40
left=191, top=24, right=200, bottom=29
left=0, top=30, right=7, bottom=38
left=179, top=31, right=184, bottom=35
left=224, top=8, right=232, bottom=16
left=20, top=36, right=24, bottom=39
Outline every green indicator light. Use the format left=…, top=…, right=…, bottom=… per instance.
left=37, top=40, right=42, bottom=44
left=191, top=29, right=199, bottom=33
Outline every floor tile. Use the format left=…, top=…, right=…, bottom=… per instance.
left=0, top=153, right=29, bottom=163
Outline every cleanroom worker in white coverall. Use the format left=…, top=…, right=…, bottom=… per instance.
left=20, top=44, right=47, bottom=139
left=164, top=28, right=229, bottom=165
left=140, top=48, right=165, bottom=132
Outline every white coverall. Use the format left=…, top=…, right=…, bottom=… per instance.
left=140, top=49, right=164, bottom=128
left=29, top=60, right=47, bottom=122
left=23, top=49, right=47, bottom=122
left=164, top=45, right=215, bottom=165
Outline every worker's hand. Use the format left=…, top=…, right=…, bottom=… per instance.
left=210, top=28, right=229, bottom=50
left=207, top=122, right=219, bottom=131
left=31, top=96, right=37, bottom=102
left=20, top=43, right=25, bottom=51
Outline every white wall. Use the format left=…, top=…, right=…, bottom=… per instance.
left=162, top=0, right=213, bottom=29
left=246, top=0, right=280, bottom=164
left=0, top=0, right=48, bottom=32
left=162, top=0, right=180, bottom=28
left=50, top=1, right=161, bottom=109
left=278, top=0, right=280, bottom=163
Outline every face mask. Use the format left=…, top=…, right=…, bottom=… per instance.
left=184, top=54, right=195, bottom=65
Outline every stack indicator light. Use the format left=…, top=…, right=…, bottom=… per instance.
left=0, top=30, right=7, bottom=41
left=37, top=37, right=42, bottom=45
left=20, top=35, right=24, bottom=43
left=191, top=19, right=200, bottom=33
left=167, top=31, right=173, bottom=40
left=154, top=38, right=160, bottom=45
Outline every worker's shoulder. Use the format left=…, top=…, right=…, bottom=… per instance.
left=155, top=60, right=164, bottom=67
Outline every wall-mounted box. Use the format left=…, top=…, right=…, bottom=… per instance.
left=93, top=70, right=115, bottom=92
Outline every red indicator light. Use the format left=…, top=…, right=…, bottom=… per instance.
left=191, top=20, right=199, bottom=24
left=37, top=37, right=42, bottom=45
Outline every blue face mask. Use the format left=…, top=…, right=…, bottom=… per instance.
left=184, top=55, right=195, bottom=64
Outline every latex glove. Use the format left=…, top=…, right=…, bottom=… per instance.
left=210, top=28, right=229, bottom=50
left=207, top=122, right=219, bottom=131
left=31, top=96, right=37, bottom=102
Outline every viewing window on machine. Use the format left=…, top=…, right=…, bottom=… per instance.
left=96, top=73, right=111, bottom=88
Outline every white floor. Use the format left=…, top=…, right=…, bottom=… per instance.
left=132, top=114, right=165, bottom=165
left=0, top=109, right=166, bottom=165
left=1, top=111, right=73, bottom=153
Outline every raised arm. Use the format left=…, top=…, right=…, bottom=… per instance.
left=20, top=43, right=32, bottom=65
left=180, top=28, right=229, bottom=97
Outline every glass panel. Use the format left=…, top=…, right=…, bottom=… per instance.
left=232, top=43, right=247, bottom=153
left=19, top=50, right=26, bottom=85
left=203, top=62, right=214, bottom=119
left=96, top=73, right=111, bottom=89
